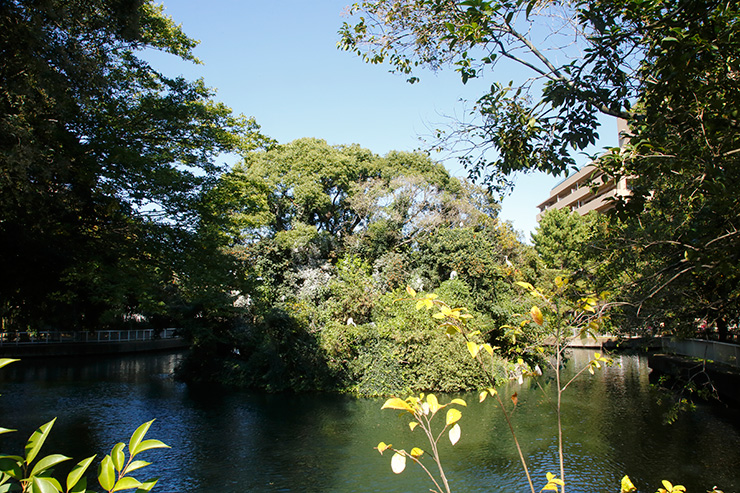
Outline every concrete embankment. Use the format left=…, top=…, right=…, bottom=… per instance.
left=648, top=353, right=740, bottom=407
left=0, top=338, right=188, bottom=358
left=549, top=335, right=663, bottom=350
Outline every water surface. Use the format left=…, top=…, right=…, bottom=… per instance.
left=0, top=350, right=737, bottom=492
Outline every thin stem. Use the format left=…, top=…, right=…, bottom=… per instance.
left=419, top=413, right=451, bottom=493
left=555, top=336, right=566, bottom=493
left=494, top=391, right=536, bottom=493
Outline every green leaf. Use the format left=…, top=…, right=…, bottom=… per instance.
left=67, top=455, right=96, bottom=491
left=130, top=440, right=169, bottom=457
left=69, top=476, right=87, bottom=493
left=111, top=443, right=126, bottom=472
left=112, top=477, right=142, bottom=492
left=31, top=477, right=62, bottom=493
left=123, top=460, right=150, bottom=475
left=25, top=419, right=56, bottom=465
left=30, top=454, right=70, bottom=478
left=128, top=421, right=154, bottom=458
left=134, top=479, right=158, bottom=493
left=0, top=457, right=23, bottom=479
left=98, top=456, right=116, bottom=492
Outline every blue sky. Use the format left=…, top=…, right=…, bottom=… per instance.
left=149, top=1, right=620, bottom=239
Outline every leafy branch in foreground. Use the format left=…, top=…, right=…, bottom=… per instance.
left=376, top=394, right=466, bottom=493
left=374, top=284, right=702, bottom=492
left=0, top=359, right=169, bottom=493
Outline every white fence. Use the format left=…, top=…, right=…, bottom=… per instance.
left=0, top=328, right=179, bottom=346
left=661, top=338, right=740, bottom=368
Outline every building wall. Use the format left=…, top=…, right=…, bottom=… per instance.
left=536, top=119, right=631, bottom=220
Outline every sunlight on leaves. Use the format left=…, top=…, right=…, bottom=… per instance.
left=391, top=452, right=406, bottom=474
left=449, top=423, right=461, bottom=445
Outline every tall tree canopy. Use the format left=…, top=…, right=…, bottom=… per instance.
left=0, top=0, right=267, bottom=331
left=339, top=0, right=739, bottom=190
left=340, top=0, right=740, bottom=336
left=185, top=138, right=540, bottom=392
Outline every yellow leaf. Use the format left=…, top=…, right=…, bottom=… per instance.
left=531, top=306, right=544, bottom=325
left=594, top=352, right=602, bottom=359
left=515, top=281, right=534, bottom=291
left=409, top=422, right=419, bottom=431
left=410, top=447, right=424, bottom=458
left=426, top=394, right=440, bottom=414
left=620, top=475, right=636, bottom=493
left=460, top=313, right=473, bottom=320
left=381, top=398, right=413, bottom=413
left=448, top=423, right=461, bottom=445
left=466, top=341, right=480, bottom=359
left=481, top=343, right=494, bottom=356
left=479, top=391, right=487, bottom=403
left=541, top=484, right=559, bottom=492
left=446, top=408, right=462, bottom=426
left=406, top=286, right=417, bottom=298
left=449, top=398, right=467, bottom=407
left=662, top=481, right=673, bottom=491
left=376, top=442, right=391, bottom=454
left=444, top=324, right=460, bottom=336
left=432, top=312, right=446, bottom=319
left=391, top=452, right=406, bottom=474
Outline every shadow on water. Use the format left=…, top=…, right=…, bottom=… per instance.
left=0, top=350, right=738, bottom=492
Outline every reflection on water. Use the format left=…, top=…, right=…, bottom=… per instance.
left=0, top=350, right=738, bottom=492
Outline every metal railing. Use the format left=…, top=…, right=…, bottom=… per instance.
left=661, top=337, right=740, bottom=368
left=0, top=329, right=179, bottom=346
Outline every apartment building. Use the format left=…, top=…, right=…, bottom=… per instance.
left=536, top=119, right=631, bottom=220
left=535, top=166, right=631, bottom=220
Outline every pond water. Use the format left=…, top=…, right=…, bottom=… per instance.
left=0, top=350, right=737, bottom=492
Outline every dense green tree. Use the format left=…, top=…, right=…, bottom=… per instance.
left=183, top=137, right=544, bottom=392
left=0, top=0, right=267, bottom=331
left=532, top=209, right=599, bottom=273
